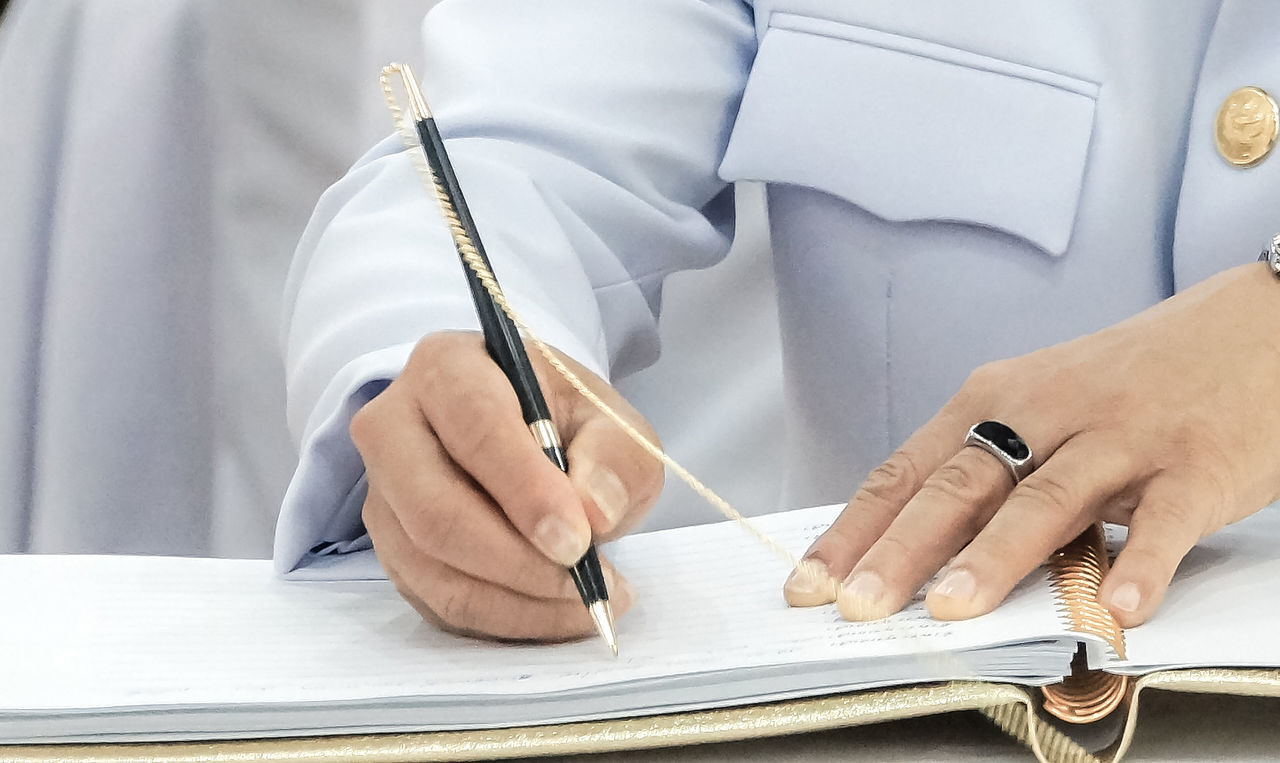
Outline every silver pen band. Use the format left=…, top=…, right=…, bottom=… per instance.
left=528, top=419, right=562, bottom=450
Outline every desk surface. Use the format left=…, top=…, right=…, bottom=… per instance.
left=538, top=692, right=1280, bottom=762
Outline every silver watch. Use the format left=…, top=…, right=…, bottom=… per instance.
left=1259, top=233, right=1280, bottom=277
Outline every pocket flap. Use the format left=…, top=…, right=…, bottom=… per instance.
left=720, top=16, right=1099, bottom=256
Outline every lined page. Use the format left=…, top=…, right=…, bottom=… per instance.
left=0, top=505, right=1070, bottom=715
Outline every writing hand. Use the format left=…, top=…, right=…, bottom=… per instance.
left=352, top=331, right=663, bottom=640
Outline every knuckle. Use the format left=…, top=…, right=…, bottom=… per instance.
left=870, top=533, right=921, bottom=567
left=405, top=339, right=447, bottom=391
left=348, top=396, right=385, bottom=451
left=415, top=503, right=461, bottom=557
left=805, top=529, right=847, bottom=562
left=1141, top=496, right=1201, bottom=536
left=516, top=476, right=567, bottom=522
left=1016, top=472, right=1080, bottom=516
left=964, top=532, right=1024, bottom=572
left=408, top=333, right=479, bottom=402
left=1116, top=543, right=1180, bottom=581
left=953, top=360, right=1013, bottom=410
left=1197, top=467, right=1236, bottom=528
left=856, top=451, right=922, bottom=507
left=387, top=572, right=415, bottom=605
left=387, top=573, right=441, bottom=626
left=514, top=558, right=568, bottom=598
left=413, top=351, right=451, bottom=399
left=409, top=331, right=458, bottom=367
left=434, top=587, right=477, bottom=631
left=964, top=361, right=1005, bottom=391
left=389, top=577, right=420, bottom=611
left=928, top=460, right=989, bottom=505
left=1100, top=437, right=1141, bottom=477
left=447, top=397, right=507, bottom=462
left=385, top=486, right=459, bottom=557
left=1041, top=360, right=1078, bottom=389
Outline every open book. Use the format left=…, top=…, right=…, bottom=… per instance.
left=2, top=504, right=1278, bottom=760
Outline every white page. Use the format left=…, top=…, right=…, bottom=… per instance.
left=0, top=505, right=1074, bottom=726
left=1107, top=506, right=1280, bottom=673
left=607, top=505, right=1072, bottom=675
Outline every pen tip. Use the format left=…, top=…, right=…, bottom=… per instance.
left=588, top=600, right=619, bottom=657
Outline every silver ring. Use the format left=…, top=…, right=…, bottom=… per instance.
left=963, top=420, right=1034, bottom=484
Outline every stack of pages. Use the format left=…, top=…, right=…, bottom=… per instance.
left=1, top=504, right=1277, bottom=744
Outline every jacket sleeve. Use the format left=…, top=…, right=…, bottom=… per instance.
left=274, top=0, right=757, bottom=577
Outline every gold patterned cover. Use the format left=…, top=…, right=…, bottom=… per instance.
left=4, top=669, right=1277, bottom=763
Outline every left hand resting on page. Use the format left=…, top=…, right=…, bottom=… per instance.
left=784, top=262, right=1280, bottom=628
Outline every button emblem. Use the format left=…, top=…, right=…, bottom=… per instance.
left=1215, top=86, right=1278, bottom=167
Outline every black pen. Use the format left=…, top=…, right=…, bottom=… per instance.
left=393, top=66, right=618, bottom=655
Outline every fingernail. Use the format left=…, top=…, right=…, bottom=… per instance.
left=587, top=466, right=628, bottom=526
left=783, top=559, right=838, bottom=606
left=1107, top=582, right=1141, bottom=613
left=837, top=571, right=890, bottom=620
left=531, top=515, right=589, bottom=567
left=931, top=567, right=977, bottom=603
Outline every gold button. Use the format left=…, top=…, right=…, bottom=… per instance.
left=1215, top=86, right=1278, bottom=167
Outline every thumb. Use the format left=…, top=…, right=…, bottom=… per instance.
left=566, top=414, right=664, bottom=540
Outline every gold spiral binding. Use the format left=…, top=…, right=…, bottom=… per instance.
left=1040, top=523, right=1131, bottom=724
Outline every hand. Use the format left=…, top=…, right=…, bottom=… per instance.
left=351, top=331, right=663, bottom=640
left=785, top=263, right=1280, bottom=628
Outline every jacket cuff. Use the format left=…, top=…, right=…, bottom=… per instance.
left=273, top=315, right=607, bottom=580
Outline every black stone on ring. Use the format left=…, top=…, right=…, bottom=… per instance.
left=963, top=420, right=1034, bottom=484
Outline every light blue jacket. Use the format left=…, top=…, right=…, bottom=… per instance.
left=277, top=0, right=1280, bottom=577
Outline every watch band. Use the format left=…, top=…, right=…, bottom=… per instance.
left=1258, top=233, right=1280, bottom=277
